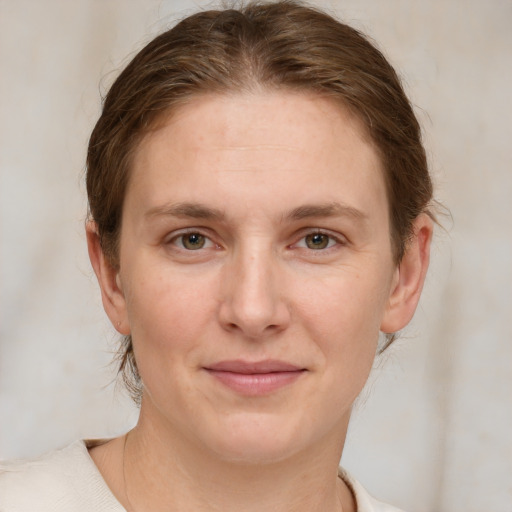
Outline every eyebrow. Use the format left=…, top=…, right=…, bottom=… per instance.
left=144, top=202, right=225, bottom=221
left=285, top=202, right=367, bottom=222
left=144, top=201, right=366, bottom=223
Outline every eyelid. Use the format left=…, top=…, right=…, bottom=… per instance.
left=290, top=228, right=347, bottom=250
left=162, top=226, right=347, bottom=251
left=165, top=228, right=219, bottom=249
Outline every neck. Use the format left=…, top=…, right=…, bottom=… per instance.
left=119, top=403, right=354, bottom=512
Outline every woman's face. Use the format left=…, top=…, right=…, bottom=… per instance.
left=103, top=91, right=420, bottom=463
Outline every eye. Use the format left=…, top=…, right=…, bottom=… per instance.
left=173, top=232, right=214, bottom=250
left=305, top=233, right=331, bottom=250
left=294, top=231, right=341, bottom=251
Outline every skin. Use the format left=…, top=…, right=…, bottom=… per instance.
left=87, top=91, right=432, bottom=511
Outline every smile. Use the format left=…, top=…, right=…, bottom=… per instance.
left=203, top=360, right=307, bottom=396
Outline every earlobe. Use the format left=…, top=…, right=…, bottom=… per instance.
left=86, top=221, right=130, bottom=335
left=380, top=214, right=433, bottom=334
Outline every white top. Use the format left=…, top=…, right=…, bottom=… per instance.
left=0, top=441, right=404, bottom=511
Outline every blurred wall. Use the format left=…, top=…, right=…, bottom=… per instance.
left=0, top=1, right=511, bottom=511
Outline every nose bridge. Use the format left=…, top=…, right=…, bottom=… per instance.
left=219, top=240, right=289, bottom=337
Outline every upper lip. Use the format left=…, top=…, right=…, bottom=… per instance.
left=205, top=360, right=304, bottom=374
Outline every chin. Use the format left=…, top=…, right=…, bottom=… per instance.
left=200, top=413, right=318, bottom=465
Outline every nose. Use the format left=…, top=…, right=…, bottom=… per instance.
left=218, top=245, right=291, bottom=339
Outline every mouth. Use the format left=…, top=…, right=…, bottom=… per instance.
left=203, top=360, right=307, bottom=396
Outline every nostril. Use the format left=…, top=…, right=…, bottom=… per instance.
left=222, top=320, right=283, bottom=337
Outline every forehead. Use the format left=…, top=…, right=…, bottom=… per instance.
left=127, top=91, right=388, bottom=225
left=143, top=91, right=374, bottom=157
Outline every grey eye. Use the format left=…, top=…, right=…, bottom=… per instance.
left=305, top=233, right=330, bottom=250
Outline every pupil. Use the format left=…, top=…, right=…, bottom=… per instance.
left=184, top=233, right=205, bottom=249
left=306, top=233, right=328, bottom=249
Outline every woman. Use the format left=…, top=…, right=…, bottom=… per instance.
left=0, top=2, right=434, bottom=510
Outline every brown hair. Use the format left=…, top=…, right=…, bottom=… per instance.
left=86, top=0, right=434, bottom=403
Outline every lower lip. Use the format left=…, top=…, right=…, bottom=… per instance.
left=205, top=370, right=305, bottom=396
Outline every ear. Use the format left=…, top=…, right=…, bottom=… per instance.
left=380, top=214, right=433, bottom=333
left=86, top=221, right=130, bottom=335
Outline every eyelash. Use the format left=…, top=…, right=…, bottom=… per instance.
left=165, top=228, right=345, bottom=253
left=292, top=230, right=345, bottom=251
left=167, top=229, right=218, bottom=251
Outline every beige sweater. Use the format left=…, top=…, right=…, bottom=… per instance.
left=0, top=441, right=404, bottom=512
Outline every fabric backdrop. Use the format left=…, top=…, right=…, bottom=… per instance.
left=1, top=1, right=511, bottom=511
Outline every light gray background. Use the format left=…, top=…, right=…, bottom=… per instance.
left=1, top=1, right=511, bottom=511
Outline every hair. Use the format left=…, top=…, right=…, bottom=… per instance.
left=86, top=0, right=434, bottom=403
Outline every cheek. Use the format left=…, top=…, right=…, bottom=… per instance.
left=296, top=267, right=389, bottom=337
left=293, top=268, right=389, bottom=377
left=122, top=264, right=217, bottom=369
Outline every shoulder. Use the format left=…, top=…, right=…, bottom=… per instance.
left=339, top=467, right=407, bottom=512
left=0, top=440, right=125, bottom=512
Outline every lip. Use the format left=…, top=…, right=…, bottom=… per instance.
left=203, top=359, right=306, bottom=396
